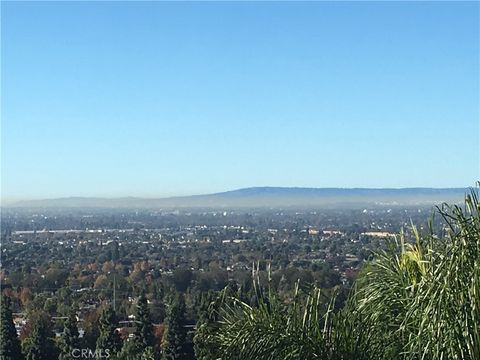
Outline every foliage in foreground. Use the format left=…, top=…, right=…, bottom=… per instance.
left=0, top=295, right=23, bottom=360
left=205, top=187, right=480, bottom=359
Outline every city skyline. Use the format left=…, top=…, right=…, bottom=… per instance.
left=2, top=1, right=479, bottom=202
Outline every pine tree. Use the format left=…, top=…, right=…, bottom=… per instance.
left=96, top=305, right=121, bottom=356
left=59, top=306, right=79, bottom=360
left=134, top=291, right=155, bottom=350
left=25, top=325, right=46, bottom=360
left=0, top=295, right=23, bottom=360
left=22, top=311, right=57, bottom=360
left=162, top=295, right=187, bottom=360
left=25, top=321, right=56, bottom=360
left=116, top=338, right=143, bottom=360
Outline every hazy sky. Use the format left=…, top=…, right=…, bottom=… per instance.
left=2, top=1, right=479, bottom=201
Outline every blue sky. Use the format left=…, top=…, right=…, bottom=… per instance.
left=2, top=1, right=479, bottom=201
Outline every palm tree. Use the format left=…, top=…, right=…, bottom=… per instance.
left=353, top=187, right=479, bottom=359
left=210, top=264, right=379, bottom=360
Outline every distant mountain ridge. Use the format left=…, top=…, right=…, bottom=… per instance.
left=7, top=187, right=469, bottom=208
left=215, top=187, right=464, bottom=196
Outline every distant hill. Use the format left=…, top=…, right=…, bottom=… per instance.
left=7, top=187, right=469, bottom=209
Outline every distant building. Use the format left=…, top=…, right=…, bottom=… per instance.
left=361, top=231, right=395, bottom=238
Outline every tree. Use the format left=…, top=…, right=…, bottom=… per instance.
left=162, top=295, right=188, bottom=360
left=116, top=339, right=143, bottom=360
left=172, top=269, right=193, bottom=292
left=96, top=306, right=121, bottom=356
left=23, top=315, right=58, bottom=360
left=352, top=191, right=480, bottom=359
left=207, top=275, right=376, bottom=360
left=134, top=292, right=155, bottom=350
left=0, top=295, right=23, bottom=360
left=193, top=291, right=219, bottom=360
left=111, top=241, right=120, bottom=262
left=116, top=341, right=156, bottom=360
left=82, top=309, right=100, bottom=351
left=59, top=306, right=79, bottom=360
left=19, top=288, right=32, bottom=307
left=141, top=346, right=155, bottom=360
left=44, top=267, right=69, bottom=290
left=25, top=325, right=48, bottom=360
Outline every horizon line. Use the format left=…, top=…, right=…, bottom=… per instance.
left=2, top=185, right=473, bottom=206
